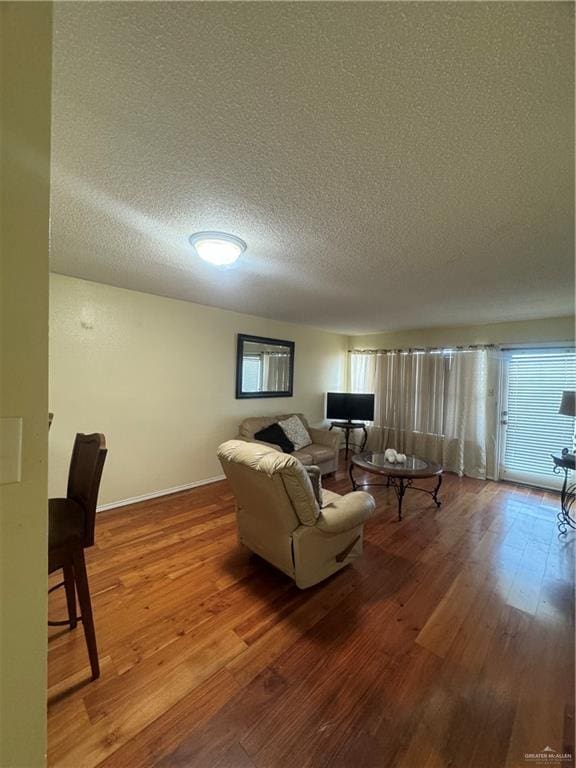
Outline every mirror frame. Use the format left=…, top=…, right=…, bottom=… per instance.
left=236, top=333, right=295, bottom=399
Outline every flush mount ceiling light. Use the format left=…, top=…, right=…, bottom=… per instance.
left=188, top=231, right=246, bottom=266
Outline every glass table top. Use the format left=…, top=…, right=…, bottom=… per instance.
left=363, top=453, right=428, bottom=471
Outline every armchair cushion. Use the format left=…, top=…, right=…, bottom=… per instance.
left=255, top=423, right=295, bottom=453
left=316, top=491, right=376, bottom=534
left=321, top=488, right=341, bottom=507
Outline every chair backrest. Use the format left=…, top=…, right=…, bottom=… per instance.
left=217, top=440, right=320, bottom=530
left=67, top=433, right=107, bottom=547
left=238, top=413, right=310, bottom=440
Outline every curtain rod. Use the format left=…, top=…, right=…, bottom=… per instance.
left=348, top=344, right=498, bottom=354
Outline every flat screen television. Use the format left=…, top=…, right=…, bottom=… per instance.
left=326, top=392, right=374, bottom=422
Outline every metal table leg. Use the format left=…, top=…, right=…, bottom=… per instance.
left=389, top=477, right=411, bottom=521
left=432, top=473, right=442, bottom=507
left=557, top=468, right=576, bottom=535
left=349, top=462, right=357, bottom=490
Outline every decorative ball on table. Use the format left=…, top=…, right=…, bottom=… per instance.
left=384, top=449, right=406, bottom=463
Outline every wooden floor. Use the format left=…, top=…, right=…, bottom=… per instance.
left=48, top=454, right=575, bottom=768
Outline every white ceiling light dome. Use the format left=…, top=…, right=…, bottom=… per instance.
left=188, top=231, right=246, bottom=266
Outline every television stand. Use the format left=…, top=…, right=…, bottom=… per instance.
left=329, top=421, right=368, bottom=460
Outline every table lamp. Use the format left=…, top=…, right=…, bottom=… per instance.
left=559, top=390, right=575, bottom=457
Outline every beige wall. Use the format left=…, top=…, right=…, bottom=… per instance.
left=0, top=4, right=52, bottom=766
left=49, top=275, right=347, bottom=506
left=350, top=316, right=575, bottom=350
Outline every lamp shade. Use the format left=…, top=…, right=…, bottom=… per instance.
left=559, top=390, right=576, bottom=417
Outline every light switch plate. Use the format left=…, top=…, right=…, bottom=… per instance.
left=0, top=417, right=23, bottom=484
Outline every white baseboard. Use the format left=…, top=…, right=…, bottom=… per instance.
left=97, top=474, right=226, bottom=512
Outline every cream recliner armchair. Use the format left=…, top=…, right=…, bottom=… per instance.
left=217, top=440, right=376, bottom=589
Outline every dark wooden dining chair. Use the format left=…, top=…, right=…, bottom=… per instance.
left=48, top=433, right=107, bottom=680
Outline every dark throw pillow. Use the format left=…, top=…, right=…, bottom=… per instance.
left=255, top=423, right=295, bottom=453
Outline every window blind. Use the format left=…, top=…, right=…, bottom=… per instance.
left=242, top=355, right=261, bottom=393
left=503, top=350, right=575, bottom=480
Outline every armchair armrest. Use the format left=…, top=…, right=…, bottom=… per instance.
left=308, top=427, right=340, bottom=451
left=316, top=491, right=375, bottom=534
left=234, top=435, right=282, bottom=452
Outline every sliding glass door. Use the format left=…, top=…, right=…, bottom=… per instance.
left=499, top=348, right=575, bottom=489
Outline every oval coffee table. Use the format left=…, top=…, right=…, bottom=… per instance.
left=350, top=452, right=443, bottom=521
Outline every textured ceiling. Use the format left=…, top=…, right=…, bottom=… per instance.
left=51, top=2, right=574, bottom=334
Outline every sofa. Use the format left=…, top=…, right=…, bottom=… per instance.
left=217, top=440, right=376, bottom=588
left=236, top=413, right=340, bottom=475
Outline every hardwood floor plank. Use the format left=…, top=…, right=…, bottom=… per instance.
left=50, top=633, right=246, bottom=767
left=415, top=529, right=510, bottom=658
left=96, top=669, right=241, bottom=768
left=226, top=569, right=358, bottom=687
left=153, top=667, right=290, bottom=768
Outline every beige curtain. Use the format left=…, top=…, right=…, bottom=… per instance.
left=441, top=350, right=488, bottom=478
left=352, top=349, right=488, bottom=478
left=262, top=352, right=290, bottom=391
left=349, top=352, right=376, bottom=394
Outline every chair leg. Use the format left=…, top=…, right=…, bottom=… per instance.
left=63, top=565, right=77, bottom=630
left=71, top=548, right=100, bottom=680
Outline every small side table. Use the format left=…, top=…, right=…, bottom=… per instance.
left=552, top=452, right=575, bottom=535
left=329, top=421, right=368, bottom=459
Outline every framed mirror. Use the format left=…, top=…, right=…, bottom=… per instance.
left=236, top=334, right=295, bottom=399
